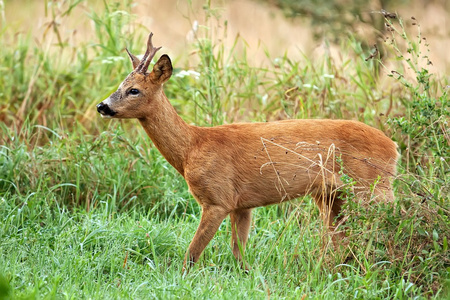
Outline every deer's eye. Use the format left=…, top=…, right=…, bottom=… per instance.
left=129, top=88, right=140, bottom=95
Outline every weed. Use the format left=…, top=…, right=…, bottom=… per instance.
left=0, top=1, right=448, bottom=298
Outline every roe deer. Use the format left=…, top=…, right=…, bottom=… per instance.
left=97, top=33, right=398, bottom=271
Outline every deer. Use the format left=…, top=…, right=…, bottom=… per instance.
left=97, top=33, right=398, bottom=272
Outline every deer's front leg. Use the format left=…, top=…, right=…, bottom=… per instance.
left=230, top=208, right=252, bottom=268
left=183, top=205, right=229, bottom=272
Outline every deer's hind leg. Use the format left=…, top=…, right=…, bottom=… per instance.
left=313, top=188, right=346, bottom=247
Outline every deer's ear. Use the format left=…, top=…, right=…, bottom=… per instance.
left=150, top=54, right=173, bottom=84
left=126, top=48, right=140, bottom=70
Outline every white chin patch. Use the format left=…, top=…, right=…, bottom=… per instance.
left=101, top=114, right=113, bottom=119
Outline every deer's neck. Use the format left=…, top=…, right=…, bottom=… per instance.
left=138, top=91, right=196, bottom=176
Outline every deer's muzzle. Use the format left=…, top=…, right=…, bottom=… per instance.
left=97, top=102, right=117, bottom=117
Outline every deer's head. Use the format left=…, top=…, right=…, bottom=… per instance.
left=97, top=33, right=172, bottom=119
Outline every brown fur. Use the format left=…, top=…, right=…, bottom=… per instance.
left=97, top=34, right=398, bottom=271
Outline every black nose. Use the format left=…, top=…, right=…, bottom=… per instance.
left=97, top=102, right=116, bottom=116
left=97, top=102, right=107, bottom=113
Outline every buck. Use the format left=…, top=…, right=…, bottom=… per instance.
left=97, top=33, right=398, bottom=271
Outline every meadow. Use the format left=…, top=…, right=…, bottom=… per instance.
left=0, top=1, right=449, bottom=299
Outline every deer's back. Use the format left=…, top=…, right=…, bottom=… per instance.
left=184, top=119, right=397, bottom=209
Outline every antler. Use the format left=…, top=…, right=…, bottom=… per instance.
left=136, top=32, right=162, bottom=74
left=126, top=48, right=140, bottom=69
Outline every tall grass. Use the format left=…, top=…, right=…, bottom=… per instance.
left=0, top=1, right=449, bottom=299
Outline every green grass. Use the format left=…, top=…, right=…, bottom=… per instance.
left=1, top=1, right=449, bottom=299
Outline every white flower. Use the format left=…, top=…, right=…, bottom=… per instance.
left=186, top=20, right=199, bottom=42
left=261, top=94, right=268, bottom=105
left=303, top=84, right=319, bottom=90
left=175, top=70, right=201, bottom=80
left=101, top=56, right=125, bottom=64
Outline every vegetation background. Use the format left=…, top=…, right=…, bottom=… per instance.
left=0, top=0, right=449, bottom=298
